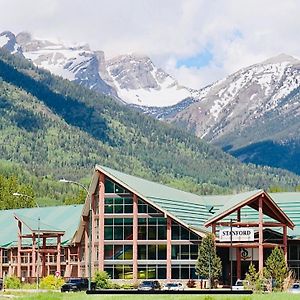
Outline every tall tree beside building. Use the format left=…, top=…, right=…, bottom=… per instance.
left=195, top=233, right=222, bottom=288
left=264, top=246, right=289, bottom=291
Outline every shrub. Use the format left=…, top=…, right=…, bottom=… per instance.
left=121, top=283, right=135, bottom=289
left=187, top=279, right=196, bottom=288
left=245, top=263, right=264, bottom=292
left=39, top=275, right=65, bottom=290
left=4, top=276, right=21, bottom=289
left=93, top=271, right=111, bottom=289
left=22, top=282, right=37, bottom=289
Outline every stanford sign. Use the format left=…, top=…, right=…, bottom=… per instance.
left=219, top=227, right=254, bottom=242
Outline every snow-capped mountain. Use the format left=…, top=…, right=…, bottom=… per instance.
left=0, top=31, right=193, bottom=107
left=0, top=31, right=22, bottom=55
left=13, top=32, right=117, bottom=97
left=168, top=53, right=300, bottom=144
left=105, top=54, right=192, bottom=107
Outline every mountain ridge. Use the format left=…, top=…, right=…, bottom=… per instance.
left=0, top=47, right=299, bottom=196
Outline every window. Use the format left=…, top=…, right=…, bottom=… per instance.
left=104, top=218, right=133, bottom=240
left=104, top=245, right=133, bottom=260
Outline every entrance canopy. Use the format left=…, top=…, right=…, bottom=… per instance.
left=204, top=190, right=294, bottom=229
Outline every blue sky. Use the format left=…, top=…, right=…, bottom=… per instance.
left=0, top=0, right=299, bottom=88
left=177, top=48, right=214, bottom=69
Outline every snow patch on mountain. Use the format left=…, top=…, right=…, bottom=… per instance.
left=106, top=54, right=192, bottom=107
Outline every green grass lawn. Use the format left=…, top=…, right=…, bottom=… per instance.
left=3, top=292, right=298, bottom=300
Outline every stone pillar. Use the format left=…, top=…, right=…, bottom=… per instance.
left=166, top=217, right=172, bottom=280
left=258, top=196, right=264, bottom=272
left=132, top=194, right=138, bottom=282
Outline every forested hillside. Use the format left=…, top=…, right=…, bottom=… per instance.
left=0, top=48, right=299, bottom=207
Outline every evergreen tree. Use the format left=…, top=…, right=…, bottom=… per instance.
left=195, top=233, right=222, bottom=288
left=264, top=246, right=288, bottom=291
left=245, top=263, right=264, bottom=291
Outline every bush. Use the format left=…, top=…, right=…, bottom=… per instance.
left=245, top=263, right=264, bottom=292
left=5, top=276, right=21, bottom=289
left=121, top=283, right=135, bottom=289
left=22, top=282, right=38, bottom=289
left=187, top=279, right=196, bottom=288
left=93, top=271, right=111, bottom=289
left=39, top=275, right=65, bottom=290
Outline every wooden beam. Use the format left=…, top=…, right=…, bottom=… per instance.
left=215, top=221, right=285, bottom=227
left=216, top=242, right=283, bottom=248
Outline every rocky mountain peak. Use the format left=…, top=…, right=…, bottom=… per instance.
left=0, top=31, right=22, bottom=55
left=261, top=53, right=300, bottom=65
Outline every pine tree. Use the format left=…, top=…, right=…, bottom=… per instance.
left=264, top=246, right=288, bottom=291
left=195, top=233, right=222, bottom=288
left=245, top=263, right=263, bottom=291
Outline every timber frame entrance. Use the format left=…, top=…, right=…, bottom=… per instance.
left=14, top=214, right=64, bottom=279
left=204, top=191, right=294, bottom=279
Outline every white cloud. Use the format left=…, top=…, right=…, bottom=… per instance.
left=0, top=0, right=300, bottom=89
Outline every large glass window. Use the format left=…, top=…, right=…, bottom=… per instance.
left=104, top=245, right=133, bottom=260
left=113, top=265, right=133, bottom=279
left=171, top=244, right=199, bottom=260
left=138, top=199, right=162, bottom=215
left=138, top=217, right=167, bottom=240
left=137, top=265, right=167, bottom=279
left=105, top=179, right=128, bottom=194
left=104, top=218, right=133, bottom=240
left=104, top=197, right=133, bottom=214
left=171, top=220, right=200, bottom=240
left=137, top=245, right=167, bottom=260
left=171, top=265, right=199, bottom=279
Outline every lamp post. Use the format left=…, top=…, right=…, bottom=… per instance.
left=13, top=192, right=40, bottom=290
left=59, top=179, right=92, bottom=290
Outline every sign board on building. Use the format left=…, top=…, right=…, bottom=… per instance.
left=219, top=227, right=254, bottom=242
left=230, top=248, right=259, bottom=261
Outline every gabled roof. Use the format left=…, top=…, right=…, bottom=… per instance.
left=0, top=205, right=83, bottom=248
left=14, top=213, right=64, bottom=233
left=204, top=190, right=294, bottom=229
left=94, top=165, right=215, bottom=235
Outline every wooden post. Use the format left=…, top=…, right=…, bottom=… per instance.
left=166, top=217, right=172, bottom=280
left=283, top=225, right=287, bottom=262
left=17, top=221, right=22, bottom=278
left=57, top=236, right=61, bottom=274
left=258, top=197, right=264, bottom=272
left=237, top=209, right=241, bottom=222
left=27, top=253, right=30, bottom=278
left=84, top=221, right=88, bottom=277
left=77, top=245, right=81, bottom=277
left=0, top=248, right=3, bottom=278
left=32, top=235, right=36, bottom=278
left=212, top=223, right=216, bottom=235
left=132, top=194, right=138, bottom=282
left=98, top=173, right=105, bottom=271
left=42, top=237, right=46, bottom=277
left=91, top=194, right=95, bottom=276
left=236, top=247, right=241, bottom=279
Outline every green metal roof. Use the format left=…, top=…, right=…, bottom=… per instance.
left=0, top=205, right=83, bottom=248
left=99, top=166, right=216, bottom=232
left=98, top=166, right=300, bottom=238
